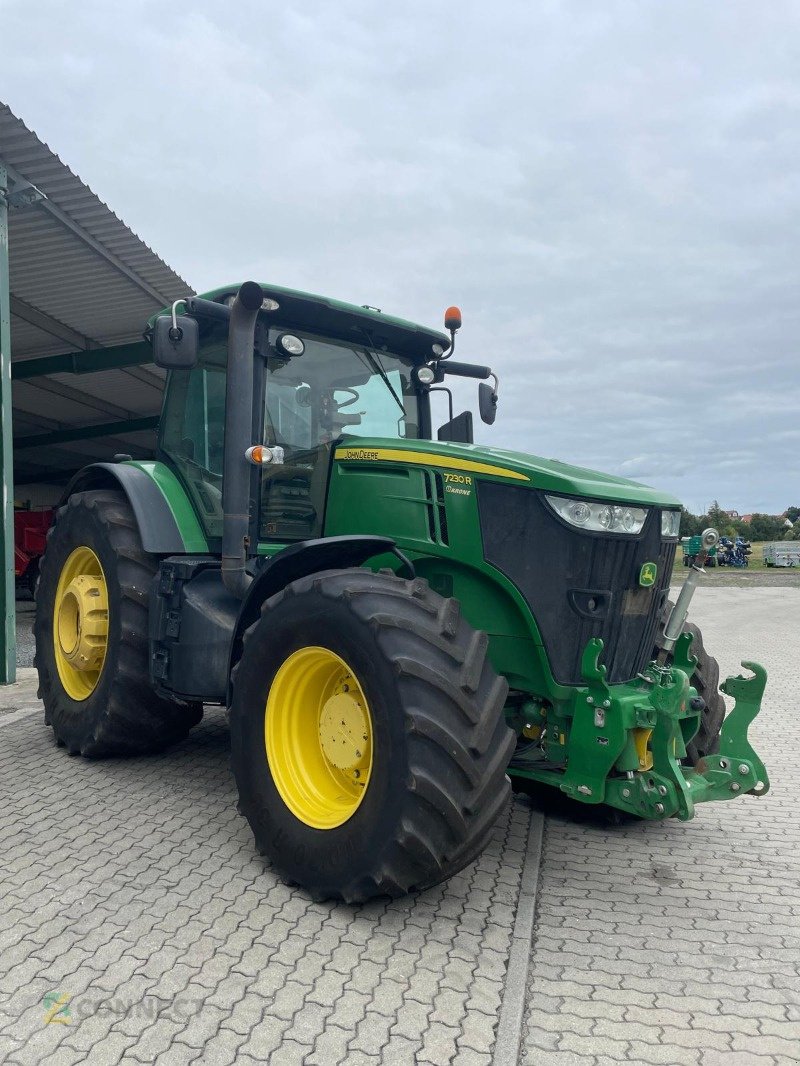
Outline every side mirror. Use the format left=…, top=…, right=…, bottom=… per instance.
left=152, top=314, right=199, bottom=370
left=438, top=410, right=473, bottom=444
left=479, top=381, right=498, bottom=425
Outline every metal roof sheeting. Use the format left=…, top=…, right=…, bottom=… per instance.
left=1, top=102, right=194, bottom=491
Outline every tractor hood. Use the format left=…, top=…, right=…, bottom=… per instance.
left=335, top=437, right=681, bottom=508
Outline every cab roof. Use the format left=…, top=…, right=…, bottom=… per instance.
left=152, top=282, right=450, bottom=362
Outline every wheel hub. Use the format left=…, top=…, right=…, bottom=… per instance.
left=57, top=574, right=108, bottom=671
left=318, top=691, right=370, bottom=770
left=53, top=546, right=109, bottom=701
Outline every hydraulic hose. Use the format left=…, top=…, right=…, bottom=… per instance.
left=221, top=281, right=264, bottom=598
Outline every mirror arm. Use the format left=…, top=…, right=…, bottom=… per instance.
left=170, top=300, right=188, bottom=339
left=186, top=296, right=232, bottom=322
left=440, top=360, right=491, bottom=380
left=478, top=373, right=499, bottom=426
left=429, top=385, right=454, bottom=424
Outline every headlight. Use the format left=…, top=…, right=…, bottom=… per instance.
left=545, top=494, right=649, bottom=534
left=661, top=510, right=680, bottom=538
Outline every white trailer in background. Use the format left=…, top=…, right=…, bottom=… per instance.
left=763, top=542, right=800, bottom=567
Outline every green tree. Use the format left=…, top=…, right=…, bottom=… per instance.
left=786, top=505, right=800, bottom=523
left=706, top=500, right=730, bottom=531
left=703, top=500, right=740, bottom=538
left=748, top=513, right=785, bottom=541
left=679, top=507, right=702, bottom=537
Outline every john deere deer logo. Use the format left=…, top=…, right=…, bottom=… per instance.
left=639, top=562, right=657, bottom=588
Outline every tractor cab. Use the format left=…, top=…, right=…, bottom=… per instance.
left=152, top=283, right=494, bottom=546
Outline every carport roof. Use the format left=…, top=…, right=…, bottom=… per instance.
left=0, top=102, right=193, bottom=487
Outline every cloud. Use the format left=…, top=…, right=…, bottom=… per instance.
left=1, top=0, right=797, bottom=513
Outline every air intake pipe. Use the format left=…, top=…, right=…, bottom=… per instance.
left=221, top=281, right=264, bottom=598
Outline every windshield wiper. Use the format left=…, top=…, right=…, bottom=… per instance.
left=352, top=333, right=406, bottom=417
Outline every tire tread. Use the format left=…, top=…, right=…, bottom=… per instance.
left=232, top=568, right=513, bottom=901
left=34, top=490, right=201, bottom=756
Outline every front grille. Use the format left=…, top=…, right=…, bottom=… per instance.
left=478, top=483, right=676, bottom=685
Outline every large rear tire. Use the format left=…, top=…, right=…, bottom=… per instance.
left=34, top=490, right=202, bottom=756
left=230, top=569, right=514, bottom=902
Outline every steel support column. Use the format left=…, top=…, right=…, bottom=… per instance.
left=0, top=165, right=16, bottom=682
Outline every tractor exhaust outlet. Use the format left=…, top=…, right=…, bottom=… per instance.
left=221, top=281, right=265, bottom=598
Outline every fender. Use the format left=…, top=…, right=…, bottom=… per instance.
left=227, top=535, right=412, bottom=691
left=61, top=462, right=208, bottom=554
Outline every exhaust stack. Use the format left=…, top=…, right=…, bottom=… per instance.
left=221, top=281, right=264, bottom=598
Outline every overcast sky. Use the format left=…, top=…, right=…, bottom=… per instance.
left=2, top=0, right=798, bottom=513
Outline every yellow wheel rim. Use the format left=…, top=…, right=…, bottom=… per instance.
left=265, top=647, right=373, bottom=829
left=53, top=546, right=109, bottom=701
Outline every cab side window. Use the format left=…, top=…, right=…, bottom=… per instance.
left=159, top=333, right=227, bottom=539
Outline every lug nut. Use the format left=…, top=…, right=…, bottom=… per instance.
left=738, top=764, right=749, bottom=776
left=730, top=782, right=740, bottom=792
left=622, top=788, right=631, bottom=798
left=658, top=785, right=667, bottom=796
left=655, top=803, right=665, bottom=814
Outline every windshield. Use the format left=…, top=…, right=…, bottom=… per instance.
left=263, top=328, right=421, bottom=450
left=258, top=328, right=423, bottom=542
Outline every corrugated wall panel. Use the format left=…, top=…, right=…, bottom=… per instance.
left=1, top=102, right=193, bottom=488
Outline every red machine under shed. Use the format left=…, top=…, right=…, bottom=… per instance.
left=14, top=508, right=53, bottom=595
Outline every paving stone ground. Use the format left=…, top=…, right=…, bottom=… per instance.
left=0, top=668, right=530, bottom=1066
left=2, top=587, right=797, bottom=1065
left=523, top=587, right=800, bottom=1066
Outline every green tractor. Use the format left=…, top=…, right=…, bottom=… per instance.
left=33, top=282, right=769, bottom=901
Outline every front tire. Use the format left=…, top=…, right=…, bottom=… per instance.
left=34, top=490, right=202, bottom=756
left=230, top=569, right=514, bottom=902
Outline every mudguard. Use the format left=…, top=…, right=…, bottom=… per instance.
left=61, top=462, right=208, bottom=555
left=227, top=535, right=409, bottom=691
